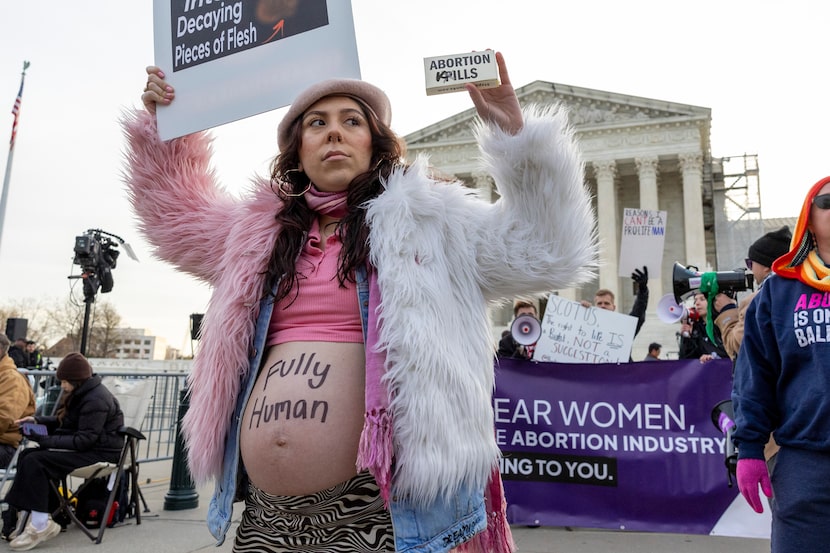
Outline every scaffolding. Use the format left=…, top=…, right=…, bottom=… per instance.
left=710, top=154, right=764, bottom=271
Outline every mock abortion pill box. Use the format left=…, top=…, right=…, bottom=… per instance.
left=423, top=49, right=499, bottom=96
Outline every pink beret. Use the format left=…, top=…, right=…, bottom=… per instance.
left=277, top=79, right=391, bottom=151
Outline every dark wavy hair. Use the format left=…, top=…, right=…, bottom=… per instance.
left=55, top=380, right=85, bottom=423
left=266, top=96, right=406, bottom=303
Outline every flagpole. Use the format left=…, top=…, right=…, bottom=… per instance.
left=0, top=60, right=30, bottom=257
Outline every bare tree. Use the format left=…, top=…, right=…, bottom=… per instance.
left=1, top=297, right=53, bottom=345
left=2, top=296, right=124, bottom=357
left=86, top=301, right=123, bottom=358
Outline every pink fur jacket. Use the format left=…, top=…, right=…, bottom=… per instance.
left=121, top=105, right=596, bottom=504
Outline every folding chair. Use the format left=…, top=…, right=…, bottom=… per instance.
left=49, top=377, right=153, bottom=544
left=0, top=442, right=25, bottom=495
left=0, top=442, right=27, bottom=539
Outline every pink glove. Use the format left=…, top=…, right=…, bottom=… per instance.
left=736, top=458, right=772, bottom=513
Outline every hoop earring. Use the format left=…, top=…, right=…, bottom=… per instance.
left=278, top=180, right=312, bottom=198
left=277, top=168, right=311, bottom=197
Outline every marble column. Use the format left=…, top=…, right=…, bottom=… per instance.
left=635, top=157, right=663, bottom=301
left=472, top=171, right=493, bottom=203
left=592, top=159, right=618, bottom=292
left=679, top=152, right=707, bottom=269
left=635, top=157, right=659, bottom=211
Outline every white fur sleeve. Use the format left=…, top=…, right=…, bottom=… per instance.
left=471, top=104, right=598, bottom=300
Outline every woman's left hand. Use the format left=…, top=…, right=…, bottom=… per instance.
left=466, top=51, right=523, bottom=135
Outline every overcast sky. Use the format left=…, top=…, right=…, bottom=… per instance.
left=1, top=1, right=828, bottom=351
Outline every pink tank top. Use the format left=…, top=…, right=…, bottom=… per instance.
left=267, top=219, right=363, bottom=345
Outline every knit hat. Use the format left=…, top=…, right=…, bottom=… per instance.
left=277, top=79, right=392, bottom=151
left=748, top=226, right=792, bottom=268
left=56, top=352, right=93, bottom=381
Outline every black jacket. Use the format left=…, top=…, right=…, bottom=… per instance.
left=36, top=375, right=124, bottom=452
left=7, top=346, right=28, bottom=368
left=678, top=318, right=728, bottom=360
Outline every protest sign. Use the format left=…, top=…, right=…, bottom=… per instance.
left=533, top=295, right=637, bottom=364
left=618, top=207, right=667, bottom=278
left=494, top=357, right=770, bottom=538
left=152, top=0, right=360, bottom=140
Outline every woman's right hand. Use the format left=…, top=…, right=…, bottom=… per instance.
left=142, top=65, right=174, bottom=114
left=14, top=416, right=35, bottom=425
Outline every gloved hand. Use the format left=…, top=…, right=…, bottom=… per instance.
left=631, top=266, right=648, bottom=293
left=736, top=458, right=772, bottom=513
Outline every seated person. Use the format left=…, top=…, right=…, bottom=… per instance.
left=3, top=353, right=124, bottom=551
left=0, top=334, right=35, bottom=469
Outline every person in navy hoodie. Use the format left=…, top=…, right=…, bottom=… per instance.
left=732, top=176, right=830, bottom=553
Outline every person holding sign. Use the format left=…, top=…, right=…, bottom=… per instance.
left=579, top=266, right=649, bottom=361
left=125, top=52, right=597, bottom=553
left=583, top=266, right=649, bottom=335
left=732, top=177, right=830, bottom=553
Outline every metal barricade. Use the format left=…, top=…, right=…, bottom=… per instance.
left=23, top=369, right=186, bottom=464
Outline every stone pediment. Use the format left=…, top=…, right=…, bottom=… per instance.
left=405, top=80, right=711, bottom=148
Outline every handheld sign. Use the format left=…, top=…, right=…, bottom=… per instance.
left=423, top=49, right=499, bottom=96
left=618, top=208, right=667, bottom=278
left=533, top=295, right=637, bottom=364
left=153, top=0, right=361, bottom=140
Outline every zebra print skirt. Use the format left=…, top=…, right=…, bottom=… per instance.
left=233, top=471, right=393, bottom=552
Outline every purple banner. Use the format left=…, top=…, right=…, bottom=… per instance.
left=494, top=357, right=738, bottom=534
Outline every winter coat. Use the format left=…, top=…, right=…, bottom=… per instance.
left=0, top=355, right=35, bottom=448
left=122, top=103, right=597, bottom=549
left=36, top=375, right=124, bottom=453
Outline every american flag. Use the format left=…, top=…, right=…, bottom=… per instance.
left=10, top=62, right=29, bottom=148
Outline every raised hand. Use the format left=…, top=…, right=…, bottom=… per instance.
left=631, top=266, right=648, bottom=293
left=141, top=65, right=175, bottom=115
left=465, top=51, right=523, bottom=135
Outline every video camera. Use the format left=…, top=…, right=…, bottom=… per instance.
left=71, top=229, right=137, bottom=297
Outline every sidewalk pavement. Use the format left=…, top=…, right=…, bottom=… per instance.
left=39, top=459, right=770, bottom=553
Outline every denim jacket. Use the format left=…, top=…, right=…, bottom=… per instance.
left=206, top=266, right=487, bottom=552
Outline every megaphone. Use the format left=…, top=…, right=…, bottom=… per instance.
left=710, top=399, right=738, bottom=486
left=511, top=314, right=541, bottom=345
left=671, top=262, right=754, bottom=302
left=656, top=294, right=688, bottom=324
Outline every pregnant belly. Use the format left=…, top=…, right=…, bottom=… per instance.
left=240, top=341, right=366, bottom=495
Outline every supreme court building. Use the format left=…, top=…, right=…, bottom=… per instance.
left=404, top=80, right=769, bottom=359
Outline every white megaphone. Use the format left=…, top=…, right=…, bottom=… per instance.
left=656, top=293, right=689, bottom=324
left=511, top=314, right=542, bottom=345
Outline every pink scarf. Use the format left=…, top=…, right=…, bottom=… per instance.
left=357, top=270, right=394, bottom=501
left=304, top=185, right=348, bottom=217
